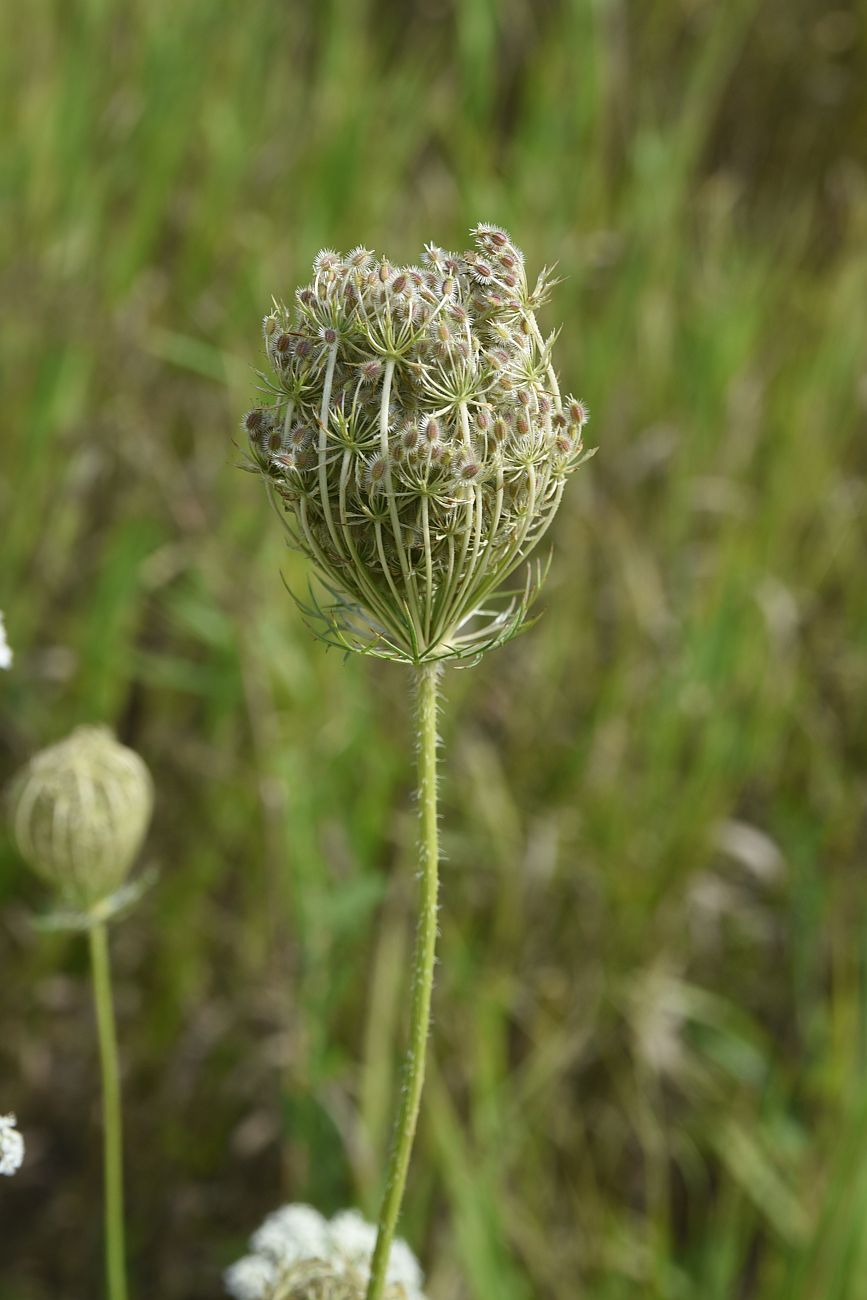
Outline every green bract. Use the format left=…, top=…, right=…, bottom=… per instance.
left=244, top=224, right=591, bottom=664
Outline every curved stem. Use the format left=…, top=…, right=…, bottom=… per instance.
left=89, top=921, right=128, bottom=1300
left=366, top=663, right=441, bottom=1300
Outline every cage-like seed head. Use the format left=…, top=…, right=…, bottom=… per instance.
left=242, top=225, right=593, bottom=664
left=7, top=726, right=153, bottom=909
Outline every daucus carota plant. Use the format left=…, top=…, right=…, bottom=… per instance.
left=8, top=726, right=153, bottom=1300
left=242, top=224, right=591, bottom=1299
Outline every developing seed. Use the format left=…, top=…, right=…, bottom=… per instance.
left=568, top=398, right=589, bottom=426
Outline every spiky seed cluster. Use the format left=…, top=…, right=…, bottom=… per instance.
left=0, top=1114, right=24, bottom=1176
left=224, top=1206, right=426, bottom=1300
left=244, top=224, right=592, bottom=663
left=7, top=726, right=153, bottom=910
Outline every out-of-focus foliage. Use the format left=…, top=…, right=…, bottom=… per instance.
left=1, top=1, right=866, bottom=1297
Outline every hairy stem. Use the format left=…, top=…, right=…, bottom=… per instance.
left=366, top=662, right=441, bottom=1300
left=89, top=921, right=128, bottom=1300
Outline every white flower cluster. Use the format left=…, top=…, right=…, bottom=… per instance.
left=225, top=1205, right=426, bottom=1300
left=0, top=1113, right=24, bottom=1176
left=0, top=610, right=12, bottom=670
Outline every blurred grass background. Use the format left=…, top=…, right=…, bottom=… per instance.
left=1, top=0, right=867, bottom=1296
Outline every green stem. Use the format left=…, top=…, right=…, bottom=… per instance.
left=89, top=921, right=128, bottom=1300
left=366, top=662, right=441, bottom=1300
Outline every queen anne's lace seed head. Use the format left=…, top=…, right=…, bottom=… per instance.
left=224, top=1206, right=426, bottom=1300
left=7, top=726, right=153, bottom=910
left=242, top=225, right=593, bottom=665
left=0, top=1114, right=24, bottom=1176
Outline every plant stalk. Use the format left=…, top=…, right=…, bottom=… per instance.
left=366, top=662, right=441, bottom=1300
left=89, top=920, right=128, bottom=1300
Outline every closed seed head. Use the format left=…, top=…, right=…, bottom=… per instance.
left=7, top=727, right=153, bottom=910
left=241, top=226, right=593, bottom=663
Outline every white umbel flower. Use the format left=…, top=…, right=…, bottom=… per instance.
left=377, top=1239, right=424, bottom=1293
left=0, top=611, right=11, bottom=670
left=324, top=1211, right=422, bottom=1291
left=0, top=1113, right=24, bottom=1176
left=225, top=1204, right=426, bottom=1299
left=224, top=1255, right=278, bottom=1300
left=252, top=1204, right=330, bottom=1266
left=327, top=1210, right=377, bottom=1274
